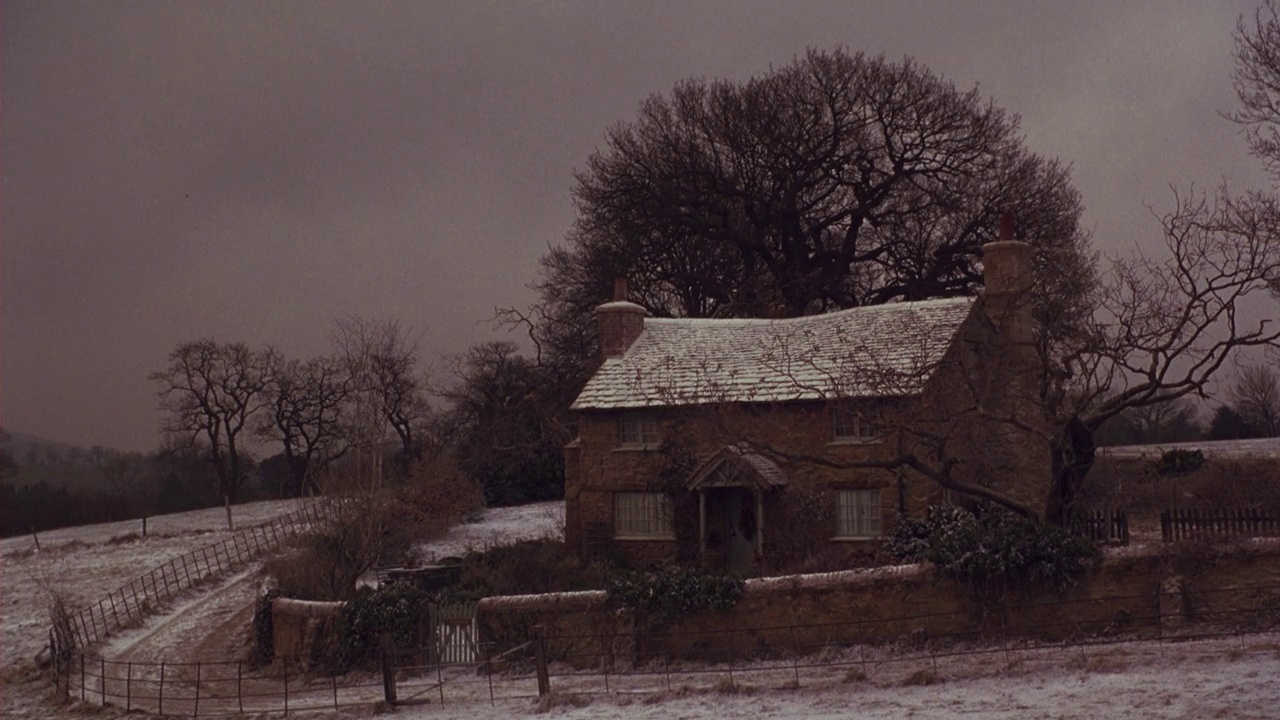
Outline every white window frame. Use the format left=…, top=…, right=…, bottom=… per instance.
left=614, top=492, right=675, bottom=539
left=835, top=489, right=882, bottom=538
left=832, top=403, right=879, bottom=443
left=617, top=412, right=661, bottom=449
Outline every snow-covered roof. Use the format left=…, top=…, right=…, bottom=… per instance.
left=572, top=297, right=975, bottom=410
left=686, top=444, right=788, bottom=491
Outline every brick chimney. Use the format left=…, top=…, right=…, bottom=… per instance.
left=596, top=278, right=645, bottom=361
left=982, top=215, right=1034, bottom=351
left=976, top=215, right=1050, bottom=518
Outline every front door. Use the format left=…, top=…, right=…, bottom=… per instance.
left=721, top=488, right=756, bottom=574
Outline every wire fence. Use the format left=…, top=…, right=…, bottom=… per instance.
left=512, top=581, right=1280, bottom=700
left=51, top=501, right=336, bottom=654
left=50, top=582, right=1280, bottom=715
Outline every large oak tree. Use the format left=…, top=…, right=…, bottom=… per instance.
left=529, top=49, right=1096, bottom=391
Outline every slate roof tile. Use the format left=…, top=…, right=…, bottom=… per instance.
left=571, top=297, right=975, bottom=410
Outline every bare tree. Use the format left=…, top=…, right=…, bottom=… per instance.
left=1231, top=0, right=1280, bottom=179
left=331, top=317, right=432, bottom=485
left=257, top=354, right=353, bottom=497
left=149, top=341, right=275, bottom=504
left=1041, top=187, right=1280, bottom=519
left=1094, top=397, right=1202, bottom=446
left=1230, top=364, right=1280, bottom=437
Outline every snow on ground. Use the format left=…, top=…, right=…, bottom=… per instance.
left=0, top=498, right=306, bottom=719
left=1101, top=437, right=1280, bottom=460
left=4, top=498, right=1280, bottom=719
left=0, top=499, right=305, bottom=557
left=411, top=501, right=564, bottom=563
left=379, top=636, right=1280, bottom=720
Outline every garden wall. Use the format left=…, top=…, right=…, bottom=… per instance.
left=477, top=539, right=1280, bottom=664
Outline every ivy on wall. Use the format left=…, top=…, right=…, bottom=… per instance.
left=607, top=566, right=744, bottom=625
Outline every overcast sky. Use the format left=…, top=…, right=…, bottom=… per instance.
left=1, top=0, right=1269, bottom=451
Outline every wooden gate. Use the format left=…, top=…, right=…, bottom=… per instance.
left=431, top=602, right=478, bottom=664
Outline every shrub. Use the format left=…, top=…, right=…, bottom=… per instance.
left=264, top=462, right=484, bottom=601
left=606, top=565, right=743, bottom=624
left=1157, top=449, right=1205, bottom=477
left=334, top=583, right=428, bottom=671
left=890, top=505, right=1100, bottom=600
left=446, top=539, right=608, bottom=601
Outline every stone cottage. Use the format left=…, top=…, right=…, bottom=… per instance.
left=563, top=224, right=1051, bottom=572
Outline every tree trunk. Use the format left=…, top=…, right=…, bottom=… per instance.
left=1046, top=414, right=1096, bottom=526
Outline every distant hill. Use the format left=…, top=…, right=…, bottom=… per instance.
left=1, top=429, right=79, bottom=455
left=1, top=429, right=118, bottom=489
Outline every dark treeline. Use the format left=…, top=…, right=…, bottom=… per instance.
left=0, top=441, right=223, bottom=538
left=0, top=316, right=570, bottom=538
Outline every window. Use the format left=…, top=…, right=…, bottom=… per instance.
left=617, top=412, right=660, bottom=448
left=614, top=492, right=674, bottom=539
left=832, top=403, right=879, bottom=442
left=836, top=489, right=882, bottom=538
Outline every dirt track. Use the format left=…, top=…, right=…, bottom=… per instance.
left=105, top=563, right=263, bottom=664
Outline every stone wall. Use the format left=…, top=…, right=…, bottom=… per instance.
left=271, top=598, right=344, bottom=661
left=478, top=541, right=1280, bottom=664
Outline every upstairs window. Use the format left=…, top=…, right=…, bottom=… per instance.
left=617, top=412, right=660, bottom=448
left=832, top=403, right=879, bottom=443
left=614, top=492, right=674, bottom=539
left=835, top=489, right=882, bottom=538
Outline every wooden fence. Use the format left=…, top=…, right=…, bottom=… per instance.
left=1160, top=507, right=1280, bottom=542
left=1076, top=509, right=1129, bottom=545
left=51, top=501, right=336, bottom=656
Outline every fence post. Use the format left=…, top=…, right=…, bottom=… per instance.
left=380, top=648, right=398, bottom=705
left=238, top=661, right=244, bottom=715
left=158, top=662, right=165, bottom=715
left=126, top=662, right=132, bottom=712
left=533, top=624, right=550, bottom=697
left=194, top=662, right=201, bottom=716
left=31, top=527, right=41, bottom=551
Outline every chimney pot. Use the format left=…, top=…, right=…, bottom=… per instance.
left=999, top=214, right=1015, bottom=242
left=613, top=278, right=628, bottom=302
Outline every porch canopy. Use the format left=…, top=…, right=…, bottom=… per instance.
left=686, top=443, right=787, bottom=492
left=686, top=445, right=787, bottom=558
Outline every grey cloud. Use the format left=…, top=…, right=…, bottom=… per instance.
left=1, top=0, right=1265, bottom=450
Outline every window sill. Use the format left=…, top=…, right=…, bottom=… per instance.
left=613, top=444, right=659, bottom=453
left=828, top=438, right=882, bottom=447
left=831, top=535, right=881, bottom=542
left=614, top=534, right=677, bottom=542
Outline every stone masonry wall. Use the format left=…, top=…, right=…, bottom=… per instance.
left=565, top=400, right=934, bottom=566
left=478, top=541, right=1280, bottom=664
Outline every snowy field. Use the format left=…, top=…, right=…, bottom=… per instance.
left=1101, top=437, right=1280, bottom=460
left=3, top=499, right=1279, bottom=719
